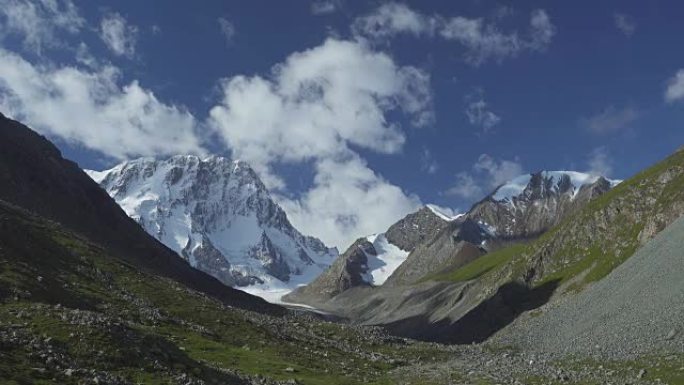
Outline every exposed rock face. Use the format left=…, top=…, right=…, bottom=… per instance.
left=467, top=171, right=617, bottom=240
left=284, top=238, right=375, bottom=304
left=384, top=206, right=453, bottom=252
left=87, top=156, right=337, bottom=290
left=385, top=218, right=488, bottom=286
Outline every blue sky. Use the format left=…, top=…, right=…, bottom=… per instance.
left=1, top=0, right=684, bottom=249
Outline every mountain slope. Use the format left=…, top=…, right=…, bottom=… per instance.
left=413, top=148, right=684, bottom=344
left=493, top=213, right=684, bottom=359
left=0, top=112, right=278, bottom=314
left=0, top=199, right=427, bottom=384
left=476, top=148, right=684, bottom=293
left=284, top=206, right=452, bottom=304
left=86, top=156, right=337, bottom=303
left=386, top=171, right=617, bottom=286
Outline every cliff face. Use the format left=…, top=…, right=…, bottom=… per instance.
left=384, top=206, right=453, bottom=252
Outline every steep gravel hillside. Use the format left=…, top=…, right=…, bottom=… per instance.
left=493, top=214, right=684, bottom=359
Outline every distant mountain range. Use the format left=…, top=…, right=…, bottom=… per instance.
left=285, top=170, right=619, bottom=305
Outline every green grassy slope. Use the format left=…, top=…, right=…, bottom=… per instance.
left=0, top=200, right=450, bottom=385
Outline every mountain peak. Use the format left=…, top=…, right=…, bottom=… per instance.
left=86, top=155, right=337, bottom=303
left=491, top=170, right=620, bottom=203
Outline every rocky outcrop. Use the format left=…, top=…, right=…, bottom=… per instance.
left=384, top=218, right=486, bottom=286
left=284, top=238, right=375, bottom=304
left=384, top=206, right=452, bottom=252
left=467, top=172, right=615, bottom=240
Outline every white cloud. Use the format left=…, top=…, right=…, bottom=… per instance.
left=420, top=147, right=438, bottom=174
left=209, top=38, right=432, bottom=248
left=444, top=154, right=523, bottom=199
left=473, top=154, right=524, bottom=188
left=443, top=171, right=483, bottom=199
left=528, top=9, right=555, bottom=50
left=0, top=0, right=84, bottom=54
left=465, top=91, right=500, bottom=133
left=353, top=3, right=555, bottom=65
left=278, top=154, right=421, bottom=249
left=75, top=42, right=98, bottom=68
left=311, top=0, right=338, bottom=15
left=99, top=12, right=138, bottom=58
left=352, top=2, right=435, bottom=39
left=583, top=105, right=639, bottom=135
left=441, top=9, right=554, bottom=65
left=0, top=49, right=204, bottom=160
left=218, top=17, right=235, bottom=44
left=665, top=69, right=684, bottom=103
left=614, top=13, right=636, bottom=37
left=587, top=147, right=613, bottom=177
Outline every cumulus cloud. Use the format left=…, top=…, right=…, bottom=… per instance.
left=99, top=12, right=138, bottom=58
left=311, top=0, right=338, bottom=15
left=587, top=147, right=613, bottom=177
left=278, top=154, right=421, bottom=249
left=0, top=49, right=204, bottom=160
left=353, top=3, right=555, bottom=65
left=209, top=38, right=431, bottom=248
left=444, top=154, right=523, bottom=199
left=583, top=105, right=639, bottom=135
left=0, top=0, right=84, bottom=54
left=614, top=13, right=636, bottom=37
left=665, top=69, right=684, bottom=103
left=218, top=17, right=236, bottom=44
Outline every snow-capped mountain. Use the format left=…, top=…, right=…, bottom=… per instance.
left=468, top=170, right=621, bottom=239
left=86, top=155, right=337, bottom=303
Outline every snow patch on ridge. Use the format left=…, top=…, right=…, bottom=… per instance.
left=426, top=204, right=463, bottom=221
left=361, top=233, right=409, bottom=285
